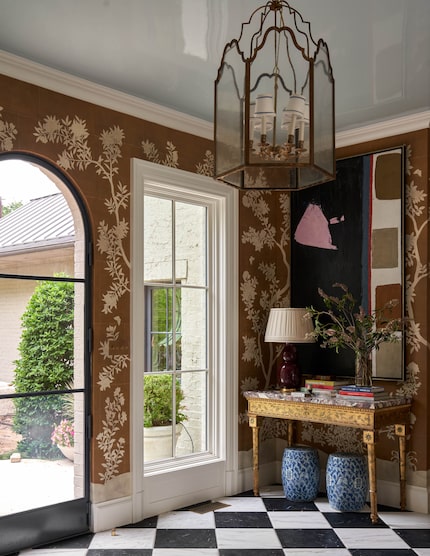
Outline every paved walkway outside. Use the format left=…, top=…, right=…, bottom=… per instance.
left=0, top=455, right=74, bottom=515
left=1, top=380, right=76, bottom=515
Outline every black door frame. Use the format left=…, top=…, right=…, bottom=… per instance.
left=0, top=152, right=92, bottom=554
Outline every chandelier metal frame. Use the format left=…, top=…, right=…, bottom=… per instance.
left=214, top=0, right=335, bottom=190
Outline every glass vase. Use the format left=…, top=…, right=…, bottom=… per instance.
left=355, top=352, right=373, bottom=387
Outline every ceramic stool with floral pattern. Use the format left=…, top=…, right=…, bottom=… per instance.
left=281, top=445, right=320, bottom=501
left=326, top=452, right=368, bottom=511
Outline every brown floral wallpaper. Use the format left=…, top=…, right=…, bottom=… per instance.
left=1, top=72, right=429, bottom=503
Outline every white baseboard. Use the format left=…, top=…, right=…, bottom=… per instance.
left=236, top=461, right=279, bottom=494
left=377, top=479, right=429, bottom=514
left=91, top=496, right=134, bottom=533
left=224, top=468, right=243, bottom=496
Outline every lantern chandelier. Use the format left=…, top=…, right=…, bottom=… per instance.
left=214, top=0, right=335, bottom=190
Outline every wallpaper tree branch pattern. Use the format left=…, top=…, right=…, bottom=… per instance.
left=34, top=116, right=131, bottom=482
left=238, top=191, right=292, bottom=442
left=0, top=106, right=17, bottom=149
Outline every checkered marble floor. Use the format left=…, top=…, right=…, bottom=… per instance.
left=18, top=486, right=430, bottom=556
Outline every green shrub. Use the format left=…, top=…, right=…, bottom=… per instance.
left=144, top=374, right=187, bottom=427
left=13, top=277, right=74, bottom=458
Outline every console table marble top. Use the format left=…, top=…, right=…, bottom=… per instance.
left=244, top=389, right=410, bottom=409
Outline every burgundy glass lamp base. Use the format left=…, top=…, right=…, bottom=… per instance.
left=264, top=307, right=315, bottom=391
left=279, top=343, right=301, bottom=390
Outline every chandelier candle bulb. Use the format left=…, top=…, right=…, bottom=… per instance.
left=261, top=117, right=268, bottom=137
left=288, top=116, right=297, bottom=142
left=299, top=104, right=309, bottom=144
left=249, top=102, right=258, bottom=142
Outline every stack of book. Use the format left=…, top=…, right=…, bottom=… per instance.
left=304, top=378, right=354, bottom=397
left=336, top=385, right=389, bottom=402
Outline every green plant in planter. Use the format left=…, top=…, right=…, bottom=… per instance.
left=144, top=374, right=187, bottom=427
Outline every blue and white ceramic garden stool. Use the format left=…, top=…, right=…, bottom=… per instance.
left=326, top=452, right=369, bottom=511
left=281, top=446, right=320, bottom=501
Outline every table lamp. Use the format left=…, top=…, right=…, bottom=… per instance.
left=265, top=308, right=315, bottom=390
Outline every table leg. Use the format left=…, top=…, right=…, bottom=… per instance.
left=363, top=430, right=378, bottom=523
left=395, top=424, right=407, bottom=510
left=287, top=420, right=293, bottom=447
left=249, top=414, right=259, bottom=496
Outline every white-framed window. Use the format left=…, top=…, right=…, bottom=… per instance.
left=131, top=159, right=238, bottom=486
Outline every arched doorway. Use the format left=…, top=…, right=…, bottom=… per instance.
left=0, top=154, right=91, bottom=554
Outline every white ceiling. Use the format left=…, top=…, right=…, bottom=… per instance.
left=0, top=0, right=429, bottom=133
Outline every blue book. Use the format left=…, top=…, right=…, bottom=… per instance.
left=340, top=385, right=385, bottom=393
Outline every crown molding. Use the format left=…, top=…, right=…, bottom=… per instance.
left=336, top=111, right=430, bottom=148
left=1, top=50, right=429, bottom=147
left=0, top=50, right=213, bottom=140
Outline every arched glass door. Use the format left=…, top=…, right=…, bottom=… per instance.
left=0, top=155, right=91, bottom=555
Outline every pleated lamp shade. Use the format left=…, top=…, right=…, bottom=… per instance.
left=265, top=308, right=315, bottom=343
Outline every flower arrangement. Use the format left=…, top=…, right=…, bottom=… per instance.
left=306, top=283, right=403, bottom=386
left=51, top=419, right=74, bottom=447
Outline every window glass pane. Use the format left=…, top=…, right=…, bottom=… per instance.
left=143, top=374, right=177, bottom=462
left=175, top=202, right=207, bottom=286
left=144, top=193, right=209, bottom=466
left=143, top=371, right=207, bottom=462
left=178, top=371, right=207, bottom=455
left=0, top=277, right=83, bottom=392
left=179, top=288, right=207, bottom=371
left=0, top=391, right=84, bottom=514
left=150, top=333, right=173, bottom=373
left=148, top=287, right=181, bottom=372
left=144, top=196, right=172, bottom=282
left=0, top=245, right=77, bottom=278
left=0, top=277, right=37, bottom=385
left=0, top=160, right=81, bottom=278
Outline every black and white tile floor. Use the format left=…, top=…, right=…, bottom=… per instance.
left=19, top=486, right=430, bottom=556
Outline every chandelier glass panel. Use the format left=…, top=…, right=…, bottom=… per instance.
left=214, top=1, right=335, bottom=190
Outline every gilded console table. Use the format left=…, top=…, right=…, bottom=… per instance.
left=244, top=390, right=411, bottom=523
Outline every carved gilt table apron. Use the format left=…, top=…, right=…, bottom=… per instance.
left=244, top=391, right=411, bottom=524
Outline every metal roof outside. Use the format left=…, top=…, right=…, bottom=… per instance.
left=0, top=193, right=74, bottom=255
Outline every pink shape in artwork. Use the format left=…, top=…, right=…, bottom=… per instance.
left=294, top=203, right=340, bottom=250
